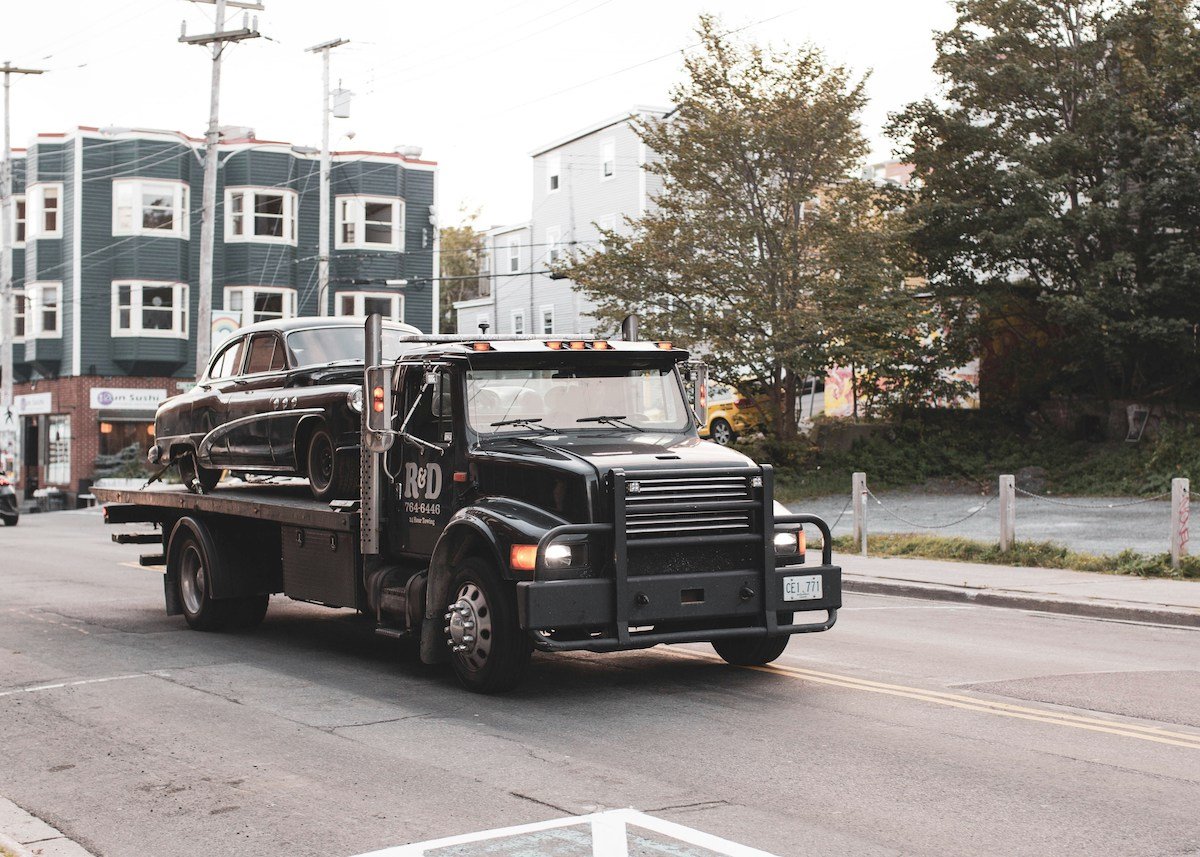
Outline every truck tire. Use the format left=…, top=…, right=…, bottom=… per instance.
left=307, top=426, right=356, bottom=502
left=445, top=557, right=532, bottom=694
left=712, top=631, right=790, bottom=666
left=709, top=418, right=735, bottom=446
left=175, top=532, right=268, bottom=631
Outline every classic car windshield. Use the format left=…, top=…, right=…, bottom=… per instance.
left=285, top=327, right=411, bottom=368
left=465, top=364, right=691, bottom=433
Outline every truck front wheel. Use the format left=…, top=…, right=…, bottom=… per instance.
left=445, top=557, right=532, bottom=693
left=712, top=629, right=790, bottom=666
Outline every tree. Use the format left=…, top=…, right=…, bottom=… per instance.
left=890, top=0, right=1200, bottom=407
left=438, top=207, right=486, bottom=334
left=564, top=17, right=960, bottom=436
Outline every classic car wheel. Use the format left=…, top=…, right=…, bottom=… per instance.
left=179, top=454, right=221, bottom=493
left=306, top=426, right=356, bottom=501
left=445, top=557, right=531, bottom=694
left=709, top=417, right=735, bottom=445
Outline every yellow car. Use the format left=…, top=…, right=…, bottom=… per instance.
left=702, top=384, right=767, bottom=445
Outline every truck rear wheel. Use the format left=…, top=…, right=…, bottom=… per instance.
left=176, top=533, right=269, bottom=632
left=712, top=631, right=790, bottom=666
left=445, top=557, right=531, bottom=694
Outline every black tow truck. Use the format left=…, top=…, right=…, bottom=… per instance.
left=95, top=316, right=841, bottom=692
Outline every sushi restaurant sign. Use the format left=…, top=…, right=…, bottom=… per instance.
left=89, top=388, right=168, bottom=412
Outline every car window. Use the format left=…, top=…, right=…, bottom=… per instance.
left=209, top=338, right=244, bottom=380
left=245, top=334, right=285, bottom=374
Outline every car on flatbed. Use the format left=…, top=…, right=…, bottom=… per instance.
left=150, top=317, right=421, bottom=500
left=98, top=318, right=842, bottom=693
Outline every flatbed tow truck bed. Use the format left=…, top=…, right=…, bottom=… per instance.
left=92, top=483, right=355, bottom=533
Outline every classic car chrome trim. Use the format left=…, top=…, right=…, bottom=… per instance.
left=197, top=408, right=325, bottom=460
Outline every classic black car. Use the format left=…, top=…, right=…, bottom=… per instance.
left=151, top=317, right=420, bottom=500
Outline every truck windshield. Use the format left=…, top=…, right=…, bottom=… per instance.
left=286, top=327, right=410, bottom=368
left=466, top=364, right=692, bottom=434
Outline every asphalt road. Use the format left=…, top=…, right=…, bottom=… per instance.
left=795, top=491, right=1177, bottom=556
left=2, top=509, right=1199, bottom=856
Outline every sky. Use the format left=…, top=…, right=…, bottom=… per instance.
left=2, top=0, right=957, bottom=229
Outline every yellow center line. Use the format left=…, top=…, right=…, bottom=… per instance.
left=662, top=648, right=1200, bottom=750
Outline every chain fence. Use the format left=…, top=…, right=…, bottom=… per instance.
left=1013, top=487, right=1173, bottom=509
left=865, top=488, right=998, bottom=531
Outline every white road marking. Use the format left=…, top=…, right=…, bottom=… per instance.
left=0, top=672, right=167, bottom=698
left=353, top=808, right=778, bottom=856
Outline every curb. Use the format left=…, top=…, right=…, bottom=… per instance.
left=842, top=574, right=1200, bottom=628
left=0, top=798, right=95, bottom=857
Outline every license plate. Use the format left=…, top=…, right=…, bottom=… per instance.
left=783, top=574, right=822, bottom=602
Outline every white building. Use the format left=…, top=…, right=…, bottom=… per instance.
left=455, top=106, right=670, bottom=336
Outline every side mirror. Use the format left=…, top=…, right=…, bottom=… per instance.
left=682, top=360, right=708, bottom=427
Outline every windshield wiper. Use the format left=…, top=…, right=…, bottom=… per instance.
left=489, top=417, right=553, bottom=432
left=575, top=415, right=643, bottom=431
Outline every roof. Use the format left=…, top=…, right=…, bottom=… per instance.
left=231, top=316, right=423, bottom=337
left=529, top=106, right=673, bottom=158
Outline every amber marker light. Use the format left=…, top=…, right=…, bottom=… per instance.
left=546, top=341, right=563, bottom=350
left=569, top=340, right=587, bottom=350
left=592, top=340, right=610, bottom=350
left=656, top=341, right=673, bottom=349
left=510, top=544, right=539, bottom=571
left=472, top=342, right=492, bottom=351
left=372, top=386, right=385, bottom=413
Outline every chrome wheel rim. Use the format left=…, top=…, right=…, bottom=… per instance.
left=445, top=582, right=493, bottom=671
left=180, top=544, right=206, bottom=615
left=713, top=421, right=732, bottom=444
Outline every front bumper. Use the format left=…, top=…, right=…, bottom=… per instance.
left=516, top=465, right=841, bottom=653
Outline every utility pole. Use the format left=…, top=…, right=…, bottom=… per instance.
left=1, top=62, right=44, bottom=443
left=306, top=38, right=349, bottom=317
left=180, top=0, right=263, bottom=378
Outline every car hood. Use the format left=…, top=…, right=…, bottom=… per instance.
left=478, top=431, right=757, bottom=475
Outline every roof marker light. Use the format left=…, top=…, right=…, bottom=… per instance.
left=592, top=340, right=610, bottom=350
left=656, top=341, right=673, bottom=350
left=472, top=342, right=492, bottom=351
left=569, top=341, right=587, bottom=350
left=547, top=341, right=563, bottom=350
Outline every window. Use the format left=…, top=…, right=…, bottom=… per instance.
left=507, top=238, right=521, bottom=273
left=12, top=195, right=25, bottom=246
left=545, top=226, right=562, bottom=265
left=208, top=337, right=245, bottom=380
left=27, top=282, right=60, bottom=337
left=599, top=139, right=615, bottom=180
left=11, top=291, right=25, bottom=341
left=244, top=334, right=286, bottom=374
left=335, top=291, right=404, bottom=321
left=111, top=281, right=189, bottom=337
left=541, top=305, right=554, bottom=335
left=547, top=155, right=561, bottom=193
left=336, top=196, right=404, bottom=251
left=47, top=414, right=71, bottom=485
left=511, top=309, right=525, bottom=335
left=28, top=184, right=62, bottom=239
left=113, top=179, right=189, bottom=238
left=224, top=188, right=297, bottom=244
left=224, top=286, right=297, bottom=326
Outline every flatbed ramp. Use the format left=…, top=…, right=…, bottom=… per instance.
left=91, top=483, right=357, bottom=532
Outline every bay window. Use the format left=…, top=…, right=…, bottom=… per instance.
left=27, top=282, right=61, bottom=337
left=112, top=281, right=189, bottom=337
left=12, top=195, right=25, bottom=246
left=28, top=184, right=62, bottom=239
left=225, top=188, right=298, bottom=244
left=335, top=291, right=404, bottom=322
left=113, top=179, right=189, bottom=237
left=224, top=286, right=297, bottom=326
left=336, top=196, right=404, bottom=251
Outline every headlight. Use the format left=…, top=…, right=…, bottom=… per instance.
left=347, top=388, right=364, bottom=413
left=773, top=530, right=800, bottom=555
left=544, top=541, right=589, bottom=569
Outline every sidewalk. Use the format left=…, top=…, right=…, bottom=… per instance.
left=836, top=552, right=1200, bottom=627
left=0, top=799, right=94, bottom=857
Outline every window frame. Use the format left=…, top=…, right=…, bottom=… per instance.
left=511, top=309, right=525, bottom=336
left=223, top=187, right=298, bottom=246
left=335, top=195, right=405, bottom=251
left=207, top=336, right=247, bottom=381
left=242, top=332, right=288, bottom=376
left=506, top=238, right=521, bottom=273
left=28, top=183, right=63, bottom=239
left=11, top=288, right=26, bottom=342
left=599, top=138, right=615, bottom=181
left=540, top=304, right=555, bottom=335
left=223, top=286, right=298, bottom=326
left=110, top=280, right=190, bottom=338
left=112, top=178, right=190, bottom=239
left=12, top=194, right=26, bottom=247
left=27, top=281, right=62, bottom=338
left=545, top=226, right=562, bottom=265
left=546, top=155, right=561, bottom=193
left=334, top=290, right=405, bottom=322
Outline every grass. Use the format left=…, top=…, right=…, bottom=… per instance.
left=827, top=533, right=1200, bottom=580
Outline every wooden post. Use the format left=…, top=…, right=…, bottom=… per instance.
left=852, top=471, right=867, bottom=556
left=1171, top=477, right=1190, bottom=568
left=999, top=474, right=1015, bottom=553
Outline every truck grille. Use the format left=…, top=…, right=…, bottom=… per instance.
left=624, top=474, right=756, bottom=538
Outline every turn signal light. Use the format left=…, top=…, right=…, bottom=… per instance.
left=372, top=386, right=385, bottom=413
left=510, top=544, right=538, bottom=571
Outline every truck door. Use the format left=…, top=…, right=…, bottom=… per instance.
left=395, top=366, right=457, bottom=557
